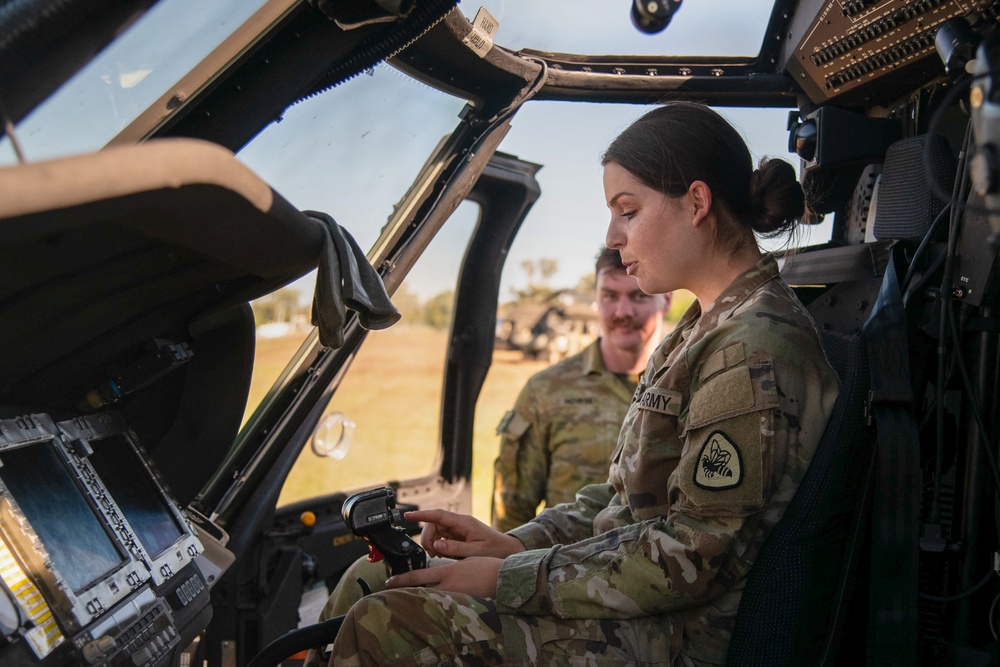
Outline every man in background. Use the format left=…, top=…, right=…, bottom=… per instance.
left=492, top=246, right=670, bottom=530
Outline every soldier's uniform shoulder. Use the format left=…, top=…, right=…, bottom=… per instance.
left=726, top=282, right=822, bottom=348
left=524, top=347, right=588, bottom=387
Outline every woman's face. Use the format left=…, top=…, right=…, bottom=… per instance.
left=603, top=161, right=697, bottom=296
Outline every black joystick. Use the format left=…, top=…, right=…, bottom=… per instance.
left=342, top=487, right=427, bottom=576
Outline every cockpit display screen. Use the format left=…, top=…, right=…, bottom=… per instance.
left=0, top=442, right=125, bottom=594
left=87, top=434, right=185, bottom=559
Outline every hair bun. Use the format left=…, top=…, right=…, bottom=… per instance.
left=748, top=158, right=805, bottom=236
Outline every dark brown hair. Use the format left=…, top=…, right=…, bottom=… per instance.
left=595, top=246, right=626, bottom=275
left=601, top=101, right=804, bottom=253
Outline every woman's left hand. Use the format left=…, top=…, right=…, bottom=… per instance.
left=385, top=557, right=503, bottom=598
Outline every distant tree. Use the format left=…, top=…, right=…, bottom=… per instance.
left=424, top=290, right=454, bottom=329
left=538, top=258, right=558, bottom=281
left=576, top=272, right=596, bottom=294
left=508, top=284, right=557, bottom=305
left=252, top=287, right=302, bottom=326
left=520, top=260, right=535, bottom=284
left=390, top=283, right=423, bottom=324
left=510, top=258, right=562, bottom=305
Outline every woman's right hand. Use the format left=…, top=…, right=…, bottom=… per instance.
left=404, top=509, right=526, bottom=559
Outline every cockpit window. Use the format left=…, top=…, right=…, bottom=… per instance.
left=239, top=58, right=470, bottom=429
left=468, top=0, right=775, bottom=57
left=0, top=0, right=269, bottom=165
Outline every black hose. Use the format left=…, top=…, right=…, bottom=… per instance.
left=0, top=0, right=109, bottom=74
left=246, top=615, right=346, bottom=667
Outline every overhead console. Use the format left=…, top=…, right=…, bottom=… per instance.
left=786, top=0, right=999, bottom=105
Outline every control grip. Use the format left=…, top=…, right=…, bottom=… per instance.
left=366, top=526, right=427, bottom=576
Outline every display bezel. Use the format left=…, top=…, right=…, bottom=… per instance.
left=0, top=414, right=149, bottom=641
left=56, top=412, right=203, bottom=587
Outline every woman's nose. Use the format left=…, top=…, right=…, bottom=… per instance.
left=606, top=220, right=623, bottom=249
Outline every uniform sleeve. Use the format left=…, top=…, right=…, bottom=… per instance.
left=498, top=482, right=618, bottom=608
left=507, top=481, right=616, bottom=549
left=491, top=381, right=550, bottom=532
left=497, top=341, right=838, bottom=619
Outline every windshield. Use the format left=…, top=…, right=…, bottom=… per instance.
left=477, top=0, right=775, bottom=57
left=2, top=0, right=777, bottom=167
left=0, top=0, right=270, bottom=165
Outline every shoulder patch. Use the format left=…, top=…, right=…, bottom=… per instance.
left=496, top=410, right=530, bottom=439
left=496, top=409, right=515, bottom=435
left=694, top=431, right=743, bottom=490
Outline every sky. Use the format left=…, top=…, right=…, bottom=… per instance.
left=2, top=0, right=831, bottom=302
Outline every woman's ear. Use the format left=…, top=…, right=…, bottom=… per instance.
left=687, top=181, right=713, bottom=228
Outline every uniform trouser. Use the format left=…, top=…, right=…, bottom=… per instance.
left=326, top=585, right=677, bottom=666
left=320, top=556, right=393, bottom=620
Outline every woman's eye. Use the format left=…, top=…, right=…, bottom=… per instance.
left=621, top=210, right=636, bottom=220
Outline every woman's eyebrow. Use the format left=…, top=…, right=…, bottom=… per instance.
left=608, top=192, right=636, bottom=207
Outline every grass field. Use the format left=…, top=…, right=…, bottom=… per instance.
left=246, top=326, right=548, bottom=522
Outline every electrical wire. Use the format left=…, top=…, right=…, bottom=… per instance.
left=904, top=251, right=947, bottom=312
left=991, top=591, right=1000, bottom=641
left=926, top=72, right=1000, bottom=217
left=901, top=203, right=950, bottom=304
left=929, top=120, right=973, bottom=524
left=919, top=568, right=996, bottom=603
left=945, top=301, right=1000, bottom=491
left=404, top=55, right=548, bottom=229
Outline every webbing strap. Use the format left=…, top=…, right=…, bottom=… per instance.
left=863, top=244, right=920, bottom=665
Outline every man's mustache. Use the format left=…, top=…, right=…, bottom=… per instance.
left=609, top=316, right=640, bottom=331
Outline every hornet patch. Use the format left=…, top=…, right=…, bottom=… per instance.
left=694, top=431, right=743, bottom=490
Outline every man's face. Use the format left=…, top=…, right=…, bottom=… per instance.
left=596, top=268, right=669, bottom=355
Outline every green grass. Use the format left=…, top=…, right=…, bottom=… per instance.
left=246, top=326, right=547, bottom=522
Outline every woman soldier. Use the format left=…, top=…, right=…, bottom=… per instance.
left=327, top=101, right=839, bottom=667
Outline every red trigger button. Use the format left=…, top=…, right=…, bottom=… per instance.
left=368, top=545, right=384, bottom=563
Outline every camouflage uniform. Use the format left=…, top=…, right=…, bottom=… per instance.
left=493, top=339, right=636, bottom=531
left=329, top=254, right=839, bottom=666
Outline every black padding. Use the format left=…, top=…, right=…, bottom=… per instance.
left=726, top=328, right=873, bottom=666
left=0, top=142, right=324, bottom=405
left=0, top=139, right=324, bottom=501
left=873, top=134, right=955, bottom=240
left=144, top=303, right=257, bottom=507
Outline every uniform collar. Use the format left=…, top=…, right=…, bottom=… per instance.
left=582, top=338, right=609, bottom=376
left=676, top=253, right=780, bottom=342
left=704, top=253, right=780, bottom=316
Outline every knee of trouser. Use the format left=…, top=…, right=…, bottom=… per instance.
left=343, top=554, right=382, bottom=579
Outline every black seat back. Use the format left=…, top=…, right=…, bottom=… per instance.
left=726, top=327, right=874, bottom=666
left=727, top=133, right=948, bottom=665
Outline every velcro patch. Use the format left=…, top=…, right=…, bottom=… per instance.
left=496, top=410, right=530, bottom=439
left=699, top=341, right=746, bottom=382
left=636, top=387, right=682, bottom=416
left=694, top=431, right=743, bottom=490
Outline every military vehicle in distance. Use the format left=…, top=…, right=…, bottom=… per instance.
left=496, top=291, right=600, bottom=362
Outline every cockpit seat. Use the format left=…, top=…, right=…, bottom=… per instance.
left=727, top=133, right=953, bottom=665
